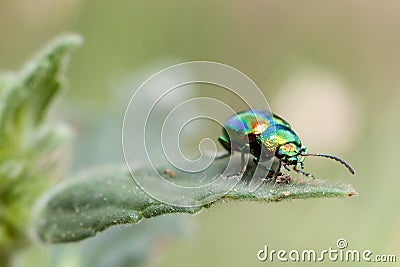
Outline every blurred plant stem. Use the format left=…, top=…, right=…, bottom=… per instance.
left=0, top=35, right=81, bottom=266
left=0, top=250, right=11, bottom=267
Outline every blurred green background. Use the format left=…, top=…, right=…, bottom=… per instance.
left=1, top=1, right=399, bottom=266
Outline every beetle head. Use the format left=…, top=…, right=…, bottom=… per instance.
left=275, top=143, right=301, bottom=164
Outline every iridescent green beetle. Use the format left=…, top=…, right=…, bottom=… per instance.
left=218, top=109, right=354, bottom=178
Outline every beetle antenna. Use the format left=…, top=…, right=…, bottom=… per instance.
left=302, top=153, right=355, bottom=175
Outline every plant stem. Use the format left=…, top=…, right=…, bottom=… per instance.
left=0, top=250, right=11, bottom=267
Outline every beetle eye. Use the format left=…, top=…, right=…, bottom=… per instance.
left=300, top=145, right=308, bottom=155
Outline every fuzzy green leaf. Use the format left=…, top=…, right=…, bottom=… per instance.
left=0, top=34, right=82, bottom=145
left=34, top=160, right=357, bottom=243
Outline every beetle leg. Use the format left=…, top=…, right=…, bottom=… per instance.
left=226, top=143, right=250, bottom=179
left=274, top=160, right=282, bottom=178
left=283, top=163, right=291, bottom=171
left=218, top=136, right=231, bottom=152
left=293, top=165, right=315, bottom=178
left=255, top=158, right=278, bottom=178
left=239, top=143, right=250, bottom=173
left=257, top=164, right=275, bottom=175
left=215, top=136, right=233, bottom=160
left=252, top=156, right=259, bottom=165
left=215, top=151, right=231, bottom=160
